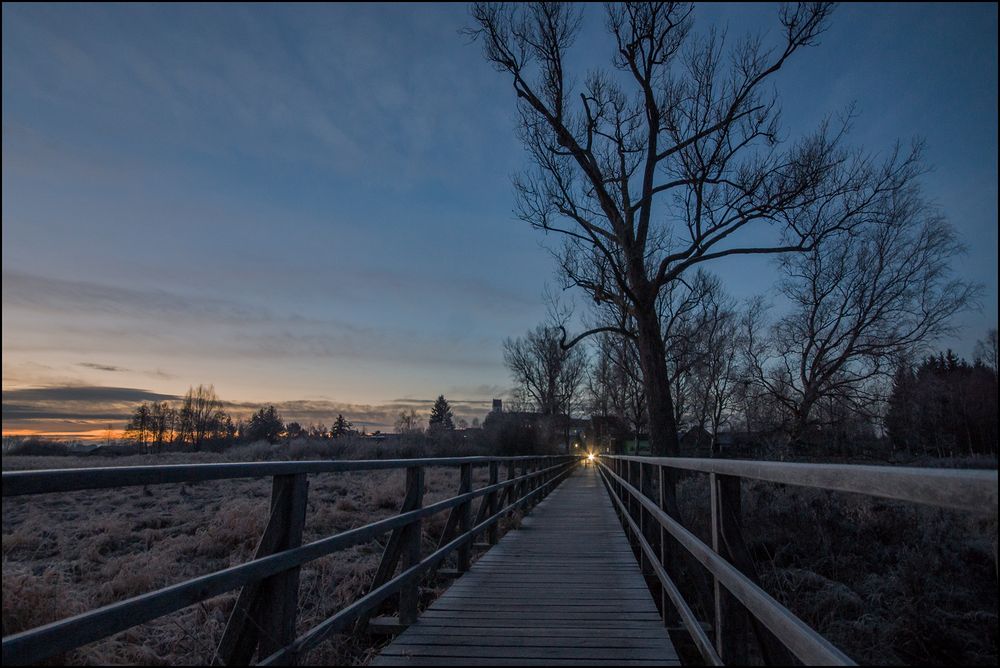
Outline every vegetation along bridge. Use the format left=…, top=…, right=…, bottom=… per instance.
left=2, top=454, right=996, bottom=666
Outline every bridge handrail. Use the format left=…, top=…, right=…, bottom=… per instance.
left=598, top=455, right=998, bottom=666
left=603, top=455, right=997, bottom=512
left=2, top=455, right=579, bottom=665
left=2, top=455, right=567, bottom=497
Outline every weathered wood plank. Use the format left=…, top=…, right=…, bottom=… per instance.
left=373, top=658, right=678, bottom=666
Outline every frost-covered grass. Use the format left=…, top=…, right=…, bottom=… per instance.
left=2, top=443, right=508, bottom=665
left=672, top=467, right=998, bottom=665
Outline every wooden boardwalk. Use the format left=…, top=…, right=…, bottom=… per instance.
left=372, top=465, right=679, bottom=666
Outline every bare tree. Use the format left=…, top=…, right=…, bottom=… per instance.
left=685, top=282, right=742, bottom=451
left=747, top=193, right=977, bottom=439
left=588, top=332, right=647, bottom=452
left=503, top=324, right=588, bottom=417
left=149, top=400, right=175, bottom=453
left=395, top=409, right=423, bottom=435
left=467, top=2, right=921, bottom=461
left=975, top=328, right=998, bottom=374
left=177, top=384, right=224, bottom=448
left=125, top=403, right=153, bottom=452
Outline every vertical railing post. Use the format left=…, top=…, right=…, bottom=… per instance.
left=639, top=462, right=660, bottom=590
left=658, top=464, right=678, bottom=626
left=638, top=462, right=653, bottom=575
left=487, top=461, right=499, bottom=545
left=506, top=460, right=516, bottom=512
left=457, top=463, right=472, bottom=572
left=216, top=473, right=309, bottom=666
left=531, top=457, right=539, bottom=503
left=628, top=460, right=641, bottom=559
left=399, top=466, right=424, bottom=625
left=259, top=473, right=309, bottom=663
left=711, top=473, right=747, bottom=664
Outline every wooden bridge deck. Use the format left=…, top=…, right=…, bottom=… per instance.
left=372, top=465, right=679, bottom=666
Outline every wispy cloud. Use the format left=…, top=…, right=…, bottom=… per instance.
left=2, top=384, right=495, bottom=435
left=2, top=270, right=503, bottom=370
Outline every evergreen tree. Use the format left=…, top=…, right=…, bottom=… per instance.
left=428, top=395, right=454, bottom=431
left=331, top=414, right=352, bottom=438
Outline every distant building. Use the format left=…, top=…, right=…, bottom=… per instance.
left=491, top=398, right=503, bottom=414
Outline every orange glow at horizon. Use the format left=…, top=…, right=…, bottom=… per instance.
left=2, top=428, right=127, bottom=442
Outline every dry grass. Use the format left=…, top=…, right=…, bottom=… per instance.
left=2, top=446, right=505, bottom=665
left=672, top=471, right=998, bottom=665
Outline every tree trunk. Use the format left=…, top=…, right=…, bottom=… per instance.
left=635, top=302, right=681, bottom=458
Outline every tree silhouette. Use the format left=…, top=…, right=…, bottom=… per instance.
left=331, top=414, right=352, bottom=438
left=466, top=2, right=922, bottom=463
left=247, top=405, right=284, bottom=444
left=428, top=395, right=455, bottom=431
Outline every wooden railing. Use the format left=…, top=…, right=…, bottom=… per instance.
left=2, top=455, right=579, bottom=666
left=596, top=455, right=998, bottom=667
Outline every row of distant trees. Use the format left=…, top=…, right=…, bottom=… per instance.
left=125, top=388, right=473, bottom=452
left=124, top=385, right=355, bottom=452
left=502, top=308, right=997, bottom=457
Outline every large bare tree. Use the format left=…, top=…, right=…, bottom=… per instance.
left=503, top=323, right=588, bottom=416
left=467, top=2, right=921, bottom=459
left=745, top=192, right=977, bottom=439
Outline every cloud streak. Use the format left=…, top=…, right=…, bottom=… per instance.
left=2, top=384, right=497, bottom=436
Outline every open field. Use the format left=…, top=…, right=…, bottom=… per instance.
left=2, top=446, right=506, bottom=665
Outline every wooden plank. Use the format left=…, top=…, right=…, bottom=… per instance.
left=378, top=645, right=673, bottom=660
left=373, top=658, right=677, bottom=667
left=390, top=637, right=673, bottom=650
left=395, top=627, right=673, bottom=640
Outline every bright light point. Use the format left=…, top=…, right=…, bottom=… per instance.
left=587, top=453, right=595, bottom=462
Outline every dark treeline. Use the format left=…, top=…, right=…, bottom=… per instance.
left=123, top=385, right=357, bottom=453
left=887, top=351, right=998, bottom=457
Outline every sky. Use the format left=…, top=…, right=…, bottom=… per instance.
left=2, top=2, right=997, bottom=439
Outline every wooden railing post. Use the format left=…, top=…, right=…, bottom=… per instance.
left=639, top=462, right=661, bottom=598
left=487, top=461, right=499, bottom=545
left=530, top=458, right=539, bottom=505
left=658, top=464, right=679, bottom=626
left=398, top=466, right=425, bottom=625
left=711, top=473, right=747, bottom=665
left=216, top=473, right=308, bottom=666
left=456, top=463, right=472, bottom=572
left=627, top=460, right=641, bottom=558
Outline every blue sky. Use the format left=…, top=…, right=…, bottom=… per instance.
left=2, top=3, right=997, bottom=435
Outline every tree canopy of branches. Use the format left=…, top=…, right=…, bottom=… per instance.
left=975, top=328, right=998, bottom=374
left=395, top=409, right=423, bottom=435
left=503, top=324, right=588, bottom=416
left=467, top=2, right=921, bottom=458
left=175, top=384, right=225, bottom=448
left=124, top=403, right=153, bottom=453
left=428, top=395, right=455, bottom=430
left=246, top=405, right=284, bottom=444
left=746, top=193, right=977, bottom=438
left=588, top=331, right=646, bottom=450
